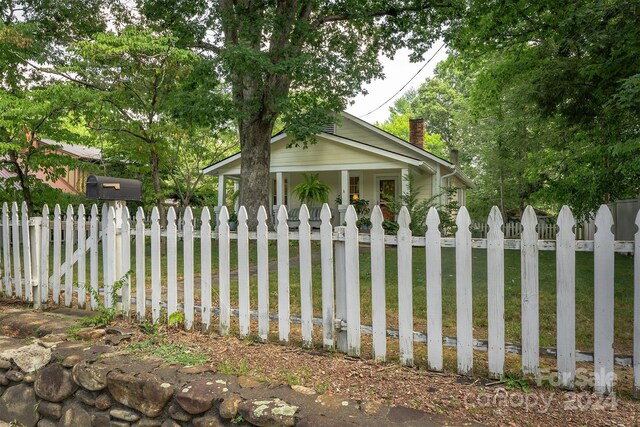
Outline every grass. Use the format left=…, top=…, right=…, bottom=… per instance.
left=126, top=338, right=210, bottom=365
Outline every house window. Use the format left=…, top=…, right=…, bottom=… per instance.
left=349, top=176, right=360, bottom=200
left=272, top=178, right=288, bottom=205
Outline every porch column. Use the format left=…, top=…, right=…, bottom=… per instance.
left=433, top=165, right=441, bottom=206
left=274, top=172, right=284, bottom=227
left=401, top=168, right=409, bottom=204
left=338, top=170, right=349, bottom=224
left=233, top=180, right=240, bottom=212
left=215, top=174, right=226, bottom=229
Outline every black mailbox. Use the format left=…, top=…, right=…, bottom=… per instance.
left=86, top=176, right=143, bottom=201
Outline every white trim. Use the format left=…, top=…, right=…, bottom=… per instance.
left=220, top=162, right=411, bottom=175
left=319, top=132, right=424, bottom=166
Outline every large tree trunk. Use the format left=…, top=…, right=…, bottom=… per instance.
left=238, top=117, right=275, bottom=229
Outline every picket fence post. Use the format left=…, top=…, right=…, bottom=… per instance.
left=150, top=207, right=161, bottom=323
left=397, top=206, right=413, bottom=365
left=594, top=204, right=614, bottom=394
left=426, top=207, right=442, bottom=371
left=521, top=205, right=539, bottom=376
left=200, top=207, right=212, bottom=332
left=105, top=206, right=116, bottom=309
left=183, top=207, right=194, bottom=330
left=344, top=205, right=360, bottom=357
left=90, top=205, right=99, bottom=310
left=218, top=206, right=231, bottom=336
left=277, top=205, right=290, bottom=343
left=456, top=206, right=473, bottom=375
left=29, top=215, right=41, bottom=308
left=135, top=208, right=145, bottom=319
left=634, top=208, right=640, bottom=399
left=12, top=202, right=22, bottom=299
left=299, top=204, right=313, bottom=348
left=334, top=225, right=347, bottom=353
left=121, top=207, right=131, bottom=319
left=22, top=202, right=32, bottom=302
left=237, top=206, right=250, bottom=337
left=40, top=205, right=50, bottom=304
left=77, top=204, right=86, bottom=308
left=2, top=203, right=11, bottom=296
left=52, top=205, right=61, bottom=304
left=257, top=206, right=269, bottom=341
left=556, top=206, right=576, bottom=388
left=487, top=206, right=504, bottom=378
left=370, top=205, right=386, bottom=361
left=166, top=207, right=178, bottom=321
left=320, top=204, right=334, bottom=350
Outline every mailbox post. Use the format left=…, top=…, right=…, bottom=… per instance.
left=86, top=176, right=142, bottom=309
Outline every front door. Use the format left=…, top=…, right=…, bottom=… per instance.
left=377, top=177, right=397, bottom=220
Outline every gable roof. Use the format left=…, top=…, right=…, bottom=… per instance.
left=39, top=139, right=102, bottom=161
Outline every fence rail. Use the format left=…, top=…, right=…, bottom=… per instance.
left=0, top=201, right=639, bottom=397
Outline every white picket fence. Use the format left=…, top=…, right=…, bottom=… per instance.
left=0, top=201, right=639, bottom=397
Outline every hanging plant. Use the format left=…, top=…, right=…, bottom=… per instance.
left=292, top=173, right=331, bottom=207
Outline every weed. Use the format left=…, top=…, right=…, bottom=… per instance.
left=501, top=372, right=532, bottom=393
left=168, top=311, right=184, bottom=326
left=139, top=319, right=159, bottom=336
left=67, top=324, right=82, bottom=340
left=80, top=272, right=130, bottom=327
left=315, top=381, right=330, bottom=394
left=283, top=371, right=302, bottom=386
left=231, top=415, right=244, bottom=424
left=217, top=359, right=249, bottom=376
left=127, top=339, right=209, bottom=365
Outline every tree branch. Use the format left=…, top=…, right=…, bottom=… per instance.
left=313, top=2, right=452, bottom=26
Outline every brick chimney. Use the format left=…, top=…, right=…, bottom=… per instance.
left=409, top=118, right=425, bottom=149
left=449, top=148, right=459, bottom=165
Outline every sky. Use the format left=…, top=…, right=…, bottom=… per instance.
left=346, top=43, right=449, bottom=125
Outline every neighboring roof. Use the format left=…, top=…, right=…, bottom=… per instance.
left=39, top=138, right=102, bottom=161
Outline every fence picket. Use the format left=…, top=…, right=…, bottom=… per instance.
left=634, top=208, right=640, bottom=398
left=521, top=205, right=539, bottom=375
left=64, top=205, right=74, bottom=307
left=77, top=205, right=86, bottom=308
left=487, top=206, right=505, bottom=378
left=370, top=206, right=386, bottom=361
left=121, top=207, right=131, bottom=318
left=167, top=207, right=178, bottom=321
left=218, top=206, right=231, bottom=335
left=150, top=207, right=161, bottom=323
left=136, top=208, right=145, bottom=319
left=101, top=203, right=107, bottom=303
left=12, top=202, right=22, bottom=299
left=320, top=204, right=334, bottom=350
left=397, top=206, right=413, bottom=365
left=345, top=205, right=361, bottom=357
left=556, top=206, right=576, bottom=388
left=40, top=205, right=50, bottom=303
left=21, top=202, right=32, bottom=301
left=105, top=206, right=116, bottom=309
left=2, top=203, right=10, bottom=296
left=183, top=207, right=194, bottom=330
left=456, top=206, right=473, bottom=375
left=277, top=205, right=290, bottom=343
left=237, top=206, right=250, bottom=337
left=299, top=204, right=313, bottom=348
left=426, top=207, right=442, bottom=371
left=90, top=205, right=99, bottom=310
left=200, top=208, right=212, bottom=331
left=257, top=207, right=269, bottom=341
left=52, top=205, right=61, bottom=304
left=594, top=204, right=614, bottom=394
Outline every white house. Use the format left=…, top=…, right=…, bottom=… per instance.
left=202, top=111, right=473, bottom=224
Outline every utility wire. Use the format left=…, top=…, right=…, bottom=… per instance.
left=359, top=43, right=446, bottom=118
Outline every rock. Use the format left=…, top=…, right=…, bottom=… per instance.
left=160, top=421, right=181, bottom=427
left=219, top=394, right=243, bottom=419
left=237, top=376, right=262, bottom=388
left=0, top=385, right=4, bottom=396
left=24, top=373, right=35, bottom=383
left=72, top=361, right=110, bottom=391
left=0, top=373, right=8, bottom=386
left=107, top=371, right=174, bottom=417
left=59, top=402, right=92, bottom=427
left=0, top=359, right=11, bottom=369
left=168, top=402, right=192, bottom=421
left=95, top=392, right=113, bottom=410
left=37, top=419, right=57, bottom=427
left=178, top=365, right=212, bottom=374
left=315, top=394, right=350, bottom=410
left=360, top=400, right=382, bottom=415
left=133, top=419, right=163, bottom=427
left=5, top=370, right=24, bottom=382
left=62, top=354, right=83, bottom=368
left=111, top=408, right=141, bottom=422
left=37, top=401, right=63, bottom=420
left=386, top=406, right=430, bottom=423
left=34, top=363, right=77, bottom=402
left=297, top=415, right=357, bottom=426
left=76, top=388, right=97, bottom=406
left=291, top=384, right=316, bottom=395
left=77, top=327, right=106, bottom=341
left=238, top=398, right=299, bottom=427
left=105, top=326, right=133, bottom=336
left=111, top=421, right=132, bottom=427
left=10, top=344, right=51, bottom=372
left=0, top=383, right=39, bottom=427
left=192, top=416, right=226, bottom=427
left=91, top=412, right=111, bottom=427
left=175, top=380, right=228, bottom=415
